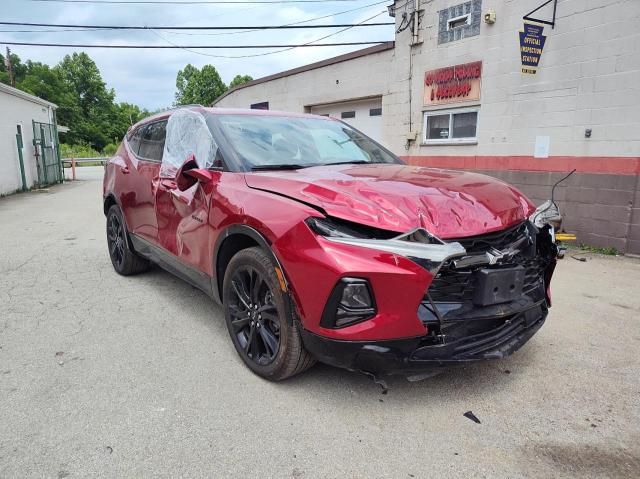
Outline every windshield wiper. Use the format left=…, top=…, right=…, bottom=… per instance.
left=251, top=164, right=315, bottom=171
left=326, top=160, right=373, bottom=166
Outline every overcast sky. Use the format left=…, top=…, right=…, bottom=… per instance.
left=2, top=0, right=394, bottom=110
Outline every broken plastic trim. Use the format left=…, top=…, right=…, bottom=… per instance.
left=308, top=216, right=467, bottom=275
left=452, top=234, right=531, bottom=269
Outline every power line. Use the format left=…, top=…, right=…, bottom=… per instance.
left=0, top=40, right=388, bottom=48
left=0, top=21, right=392, bottom=31
left=162, top=0, right=391, bottom=36
left=30, top=0, right=363, bottom=4
left=0, top=0, right=391, bottom=35
left=148, top=10, right=388, bottom=58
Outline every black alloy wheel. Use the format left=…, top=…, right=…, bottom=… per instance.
left=105, top=205, right=150, bottom=275
left=107, top=212, right=126, bottom=270
left=222, top=247, right=315, bottom=380
left=228, top=266, right=281, bottom=365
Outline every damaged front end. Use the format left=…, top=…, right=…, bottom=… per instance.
left=415, top=220, right=557, bottom=362
left=303, top=213, right=560, bottom=373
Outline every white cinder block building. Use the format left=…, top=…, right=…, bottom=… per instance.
left=214, top=0, right=640, bottom=254
left=0, top=83, right=61, bottom=196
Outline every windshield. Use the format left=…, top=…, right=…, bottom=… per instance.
left=212, top=114, right=401, bottom=170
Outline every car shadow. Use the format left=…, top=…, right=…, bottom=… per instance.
left=138, top=264, right=542, bottom=401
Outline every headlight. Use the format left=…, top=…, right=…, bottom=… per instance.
left=305, top=217, right=362, bottom=238
left=306, top=216, right=467, bottom=275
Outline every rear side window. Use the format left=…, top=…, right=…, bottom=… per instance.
left=138, top=121, right=167, bottom=162
left=127, top=127, right=143, bottom=155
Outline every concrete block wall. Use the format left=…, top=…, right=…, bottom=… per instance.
left=387, top=0, right=640, bottom=158
left=472, top=169, right=640, bottom=253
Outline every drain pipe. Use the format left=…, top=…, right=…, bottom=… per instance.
left=15, top=130, right=27, bottom=191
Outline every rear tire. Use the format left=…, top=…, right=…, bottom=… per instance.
left=223, top=247, right=315, bottom=381
left=106, top=204, right=150, bottom=275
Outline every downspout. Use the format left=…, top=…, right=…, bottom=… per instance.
left=406, top=0, right=421, bottom=152
left=15, top=130, right=27, bottom=191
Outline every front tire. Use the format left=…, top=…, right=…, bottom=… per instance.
left=106, top=204, right=150, bottom=275
left=223, top=247, right=315, bottom=381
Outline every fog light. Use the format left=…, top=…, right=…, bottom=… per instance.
left=320, top=278, right=376, bottom=329
left=340, top=283, right=372, bottom=309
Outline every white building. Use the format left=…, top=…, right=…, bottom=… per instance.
left=0, top=82, right=61, bottom=196
left=214, top=0, right=640, bottom=254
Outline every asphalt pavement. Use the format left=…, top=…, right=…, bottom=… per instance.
left=1, top=167, right=639, bottom=478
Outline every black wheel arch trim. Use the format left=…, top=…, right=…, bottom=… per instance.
left=103, top=192, right=136, bottom=252
left=213, top=224, right=295, bottom=323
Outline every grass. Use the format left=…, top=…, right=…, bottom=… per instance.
left=577, top=243, right=619, bottom=256
left=72, top=161, right=106, bottom=167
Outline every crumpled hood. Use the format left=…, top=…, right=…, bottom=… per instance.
left=245, top=164, right=535, bottom=238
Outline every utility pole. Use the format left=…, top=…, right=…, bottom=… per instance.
left=5, top=47, right=15, bottom=87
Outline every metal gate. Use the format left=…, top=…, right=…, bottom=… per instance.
left=32, top=120, right=63, bottom=187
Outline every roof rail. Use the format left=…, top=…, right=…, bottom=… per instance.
left=160, top=104, right=204, bottom=113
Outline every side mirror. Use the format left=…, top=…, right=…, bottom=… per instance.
left=175, top=154, right=214, bottom=191
left=184, top=168, right=215, bottom=184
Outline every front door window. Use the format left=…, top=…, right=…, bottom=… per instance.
left=161, top=110, right=217, bottom=178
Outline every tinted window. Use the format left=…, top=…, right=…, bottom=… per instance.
left=138, top=121, right=167, bottom=162
left=127, top=127, right=143, bottom=155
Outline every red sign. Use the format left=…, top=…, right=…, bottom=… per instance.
left=424, top=61, right=482, bottom=106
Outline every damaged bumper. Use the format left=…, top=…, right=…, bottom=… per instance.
left=302, top=301, right=547, bottom=375
left=295, top=218, right=557, bottom=374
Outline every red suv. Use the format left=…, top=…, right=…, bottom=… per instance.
left=103, top=106, right=558, bottom=380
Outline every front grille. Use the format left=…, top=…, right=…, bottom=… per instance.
left=427, top=222, right=548, bottom=304
left=453, top=221, right=529, bottom=255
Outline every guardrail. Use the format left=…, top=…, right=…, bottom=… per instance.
left=62, top=157, right=109, bottom=180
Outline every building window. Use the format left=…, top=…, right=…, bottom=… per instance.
left=423, top=108, right=478, bottom=144
left=438, top=0, right=481, bottom=44
left=448, top=13, right=470, bottom=30
left=369, top=108, right=382, bottom=117
left=341, top=111, right=356, bottom=119
left=250, top=101, right=269, bottom=110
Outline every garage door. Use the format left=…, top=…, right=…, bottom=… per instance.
left=310, top=98, right=383, bottom=144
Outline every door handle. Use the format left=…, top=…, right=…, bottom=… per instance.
left=120, top=166, right=130, bottom=174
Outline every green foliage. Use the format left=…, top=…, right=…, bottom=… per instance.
left=1, top=51, right=146, bottom=153
left=0, top=52, right=27, bottom=85
left=60, top=142, right=102, bottom=159
left=54, top=52, right=117, bottom=150
left=175, top=64, right=228, bottom=106
left=577, top=243, right=619, bottom=256
left=103, top=143, right=119, bottom=156
left=3, top=52, right=255, bottom=153
left=229, top=74, right=253, bottom=89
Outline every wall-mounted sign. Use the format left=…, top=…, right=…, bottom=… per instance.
left=423, top=61, right=482, bottom=107
left=519, top=23, right=547, bottom=74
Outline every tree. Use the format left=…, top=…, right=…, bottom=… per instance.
left=54, top=53, right=116, bottom=150
left=108, top=102, right=148, bottom=141
left=174, top=64, right=227, bottom=106
left=0, top=51, right=27, bottom=86
left=229, top=74, right=253, bottom=89
left=2, top=51, right=147, bottom=152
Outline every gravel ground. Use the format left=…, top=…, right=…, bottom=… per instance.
left=1, top=167, right=639, bottom=478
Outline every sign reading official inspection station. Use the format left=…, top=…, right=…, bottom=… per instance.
left=423, top=61, right=482, bottom=107
left=519, top=22, right=547, bottom=74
